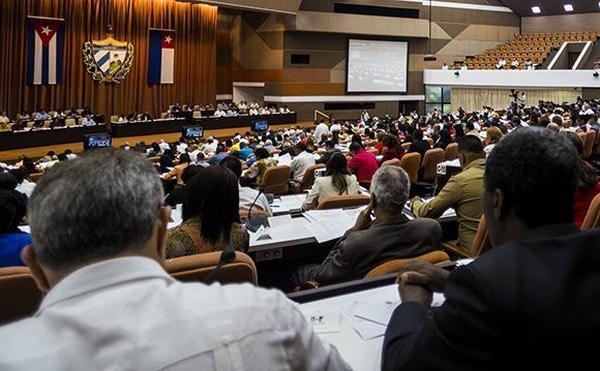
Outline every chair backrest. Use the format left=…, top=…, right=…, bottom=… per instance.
left=583, top=130, right=597, bottom=159
left=65, top=118, right=76, bottom=127
left=581, top=193, right=600, bottom=231
left=28, top=172, right=44, bottom=183
left=110, top=115, right=119, bottom=123
left=261, top=165, right=290, bottom=195
left=300, top=164, right=326, bottom=191
left=421, top=148, right=445, bottom=183
left=165, top=251, right=258, bottom=285
left=399, top=152, right=421, bottom=183
left=445, top=142, right=459, bottom=161
left=365, top=250, right=451, bottom=278
left=317, top=194, right=371, bottom=210
left=472, top=215, right=492, bottom=256
left=0, top=267, right=43, bottom=325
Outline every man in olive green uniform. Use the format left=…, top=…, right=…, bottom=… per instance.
left=411, top=136, right=485, bottom=254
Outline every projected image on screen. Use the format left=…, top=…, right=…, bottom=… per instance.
left=347, top=39, right=408, bottom=93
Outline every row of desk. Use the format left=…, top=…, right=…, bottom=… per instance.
left=20, top=191, right=462, bottom=371
left=166, top=193, right=458, bottom=265
left=289, top=258, right=473, bottom=371
left=0, top=113, right=297, bottom=151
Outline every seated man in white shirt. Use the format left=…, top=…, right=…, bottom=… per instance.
left=203, top=137, right=218, bottom=153
left=0, top=149, right=348, bottom=371
left=81, top=115, right=96, bottom=126
left=314, top=120, right=330, bottom=143
left=0, top=111, right=10, bottom=124
left=510, top=59, right=519, bottom=70
left=291, top=142, right=316, bottom=183
left=496, top=58, right=506, bottom=70
left=220, top=156, right=271, bottom=216
left=213, top=108, right=226, bottom=118
left=33, top=109, right=51, bottom=122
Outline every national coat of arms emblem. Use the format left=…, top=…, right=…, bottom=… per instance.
left=83, top=26, right=133, bottom=83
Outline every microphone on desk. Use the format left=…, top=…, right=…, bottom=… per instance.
left=245, top=180, right=291, bottom=232
left=245, top=187, right=267, bottom=233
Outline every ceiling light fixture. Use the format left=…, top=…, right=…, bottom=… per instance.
left=531, top=6, right=541, bottom=14
left=564, top=3, right=574, bottom=12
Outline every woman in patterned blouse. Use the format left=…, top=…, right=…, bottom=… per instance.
left=165, top=166, right=249, bottom=258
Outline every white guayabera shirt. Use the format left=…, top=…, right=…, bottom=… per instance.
left=0, top=257, right=350, bottom=371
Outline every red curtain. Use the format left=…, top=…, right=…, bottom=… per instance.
left=0, top=0, right=217, bottom=118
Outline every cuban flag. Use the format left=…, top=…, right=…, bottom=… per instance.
left=27, top=17, right=64, bottom=85
left=148, top=29, right=175, bottom=85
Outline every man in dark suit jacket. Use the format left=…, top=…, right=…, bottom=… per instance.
left=295, top=165, right=442, bottom=286
left=382, top=127, right=600, bottom=370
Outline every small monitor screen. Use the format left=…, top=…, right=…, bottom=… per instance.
left=252, top=120, right=269, bottom=132
left=84, top=133, right=112, bottom=151
left=182, top=126, right=204, bottom=139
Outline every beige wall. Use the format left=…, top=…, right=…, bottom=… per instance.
left=452, top=88, right=582, bottom=112
left=216, top=0, right=520, bottom=118
left=190, top=0, right=302, bottom=14
left=522, top=14, right=600, bottom=34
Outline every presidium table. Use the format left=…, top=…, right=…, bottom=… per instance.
left=0, top=113, right=297, bottom=151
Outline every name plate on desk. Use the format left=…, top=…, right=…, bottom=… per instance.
left=437, top=163, right=447, bottom=175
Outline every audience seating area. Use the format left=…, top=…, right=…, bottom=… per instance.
left=466, top=31, right=600, bottom=70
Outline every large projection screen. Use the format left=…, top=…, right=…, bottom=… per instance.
left=347, top=39, right=408, bottom=93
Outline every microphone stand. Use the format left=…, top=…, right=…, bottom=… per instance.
left=203, top=238, right=237, bottom=284
left=244, top=179, right=292, bottom=232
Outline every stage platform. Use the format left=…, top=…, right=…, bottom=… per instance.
left=0, top=119, right=312, bottom=163
left=0, top=113, right=296, bottom=152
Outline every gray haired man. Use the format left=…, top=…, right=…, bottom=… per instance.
left=295, top=166, right=442, bottom=286
left=0, top=149, right=350, bottom=371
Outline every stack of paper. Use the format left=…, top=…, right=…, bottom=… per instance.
left=271, top=194, right=305, bottom=215
left=267, top=214, right=292, bottom=227
left=303, top=209, right=357, bottom=243
left=339, top=300, right=388, bottom=340
left=340, top=287, right=446, bottom=340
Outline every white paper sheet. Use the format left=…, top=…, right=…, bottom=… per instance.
left=167, top=205, right=183, bottom=229
left=276, top=153, right=292, bottom=166
left=456, top=258, right=475, bottom=266
left=268, top=214, right=293, bottom=228
left=339, top=300, right=387, bottom=340
left=303, top=209, right=356, bottom=243
left=353, top=291, right=446, bottom=326
left=18, top=225, right=31, bottom=234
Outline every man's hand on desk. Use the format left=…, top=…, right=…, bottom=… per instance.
left=396, top=261, right=450, bottom=306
